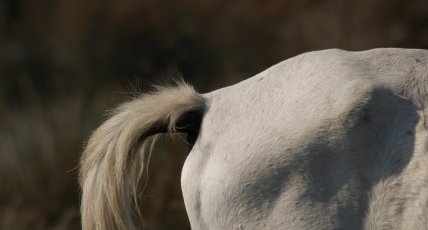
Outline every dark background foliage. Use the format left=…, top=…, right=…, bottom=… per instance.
left=0, top=0, right=427, bottom=229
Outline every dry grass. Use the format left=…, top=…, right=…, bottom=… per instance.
left=0, top=95, right=98, bottom=229
left=0, top=92, right=190, bottom=229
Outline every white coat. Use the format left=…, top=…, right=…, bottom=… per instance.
left=80, top=48, right=428, bottom=230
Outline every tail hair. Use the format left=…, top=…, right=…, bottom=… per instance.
left=79, top=81, right=205, bottom=230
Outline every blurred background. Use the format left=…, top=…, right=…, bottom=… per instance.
left=0, top=0, right=427, bottom=229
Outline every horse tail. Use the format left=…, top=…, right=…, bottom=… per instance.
left=79, top=81, right=205, bottom=230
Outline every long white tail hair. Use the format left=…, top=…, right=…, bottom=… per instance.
left=79, top=82, right=205, bottom=230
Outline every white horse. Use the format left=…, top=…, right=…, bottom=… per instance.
left=80, top=48, right=428, bottom=230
